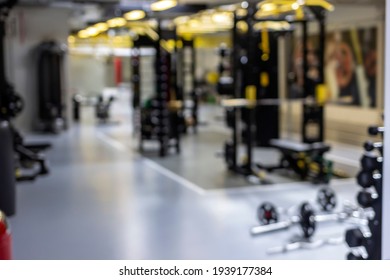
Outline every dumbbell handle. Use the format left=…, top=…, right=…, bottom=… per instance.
left=251, top=217, right=299, bottom=235
left=314, top=212, right=368, bottom=225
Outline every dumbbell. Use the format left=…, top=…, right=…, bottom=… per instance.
left=257, top=188, right=337, bottom=225
left=360, top=154, right=382, bottom=171
left=356, top=171, right=381, bottom=189
left=364, top=141, right=383, bottom=154
left=345, top=227, right=373, bottom=250
left=357, top=190, right=378, bottom=208
left=317, top=188, right=337, bottom=212
left=368, top=126, right=384, bottom=136
left=347, top=252, right=365, bottom=260
left=252, top=202, right=316, bottom=238
left=252, top=202, right=363, bottom=238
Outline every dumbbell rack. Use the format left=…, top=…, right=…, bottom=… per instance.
left=346, top=126, right=383, bottom=260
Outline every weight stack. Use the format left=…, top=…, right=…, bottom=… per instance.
left=0, top=121, right=16, bottom=216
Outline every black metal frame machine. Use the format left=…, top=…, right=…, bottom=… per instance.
left=132, top=22, right=183, bottom=157
left=221, top=1, right=334, bottom=184
left=0, top=0, right=50, bottom=183
left=36, top=40, right=66, bottom=133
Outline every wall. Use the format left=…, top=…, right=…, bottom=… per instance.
left=5, top=6, right=72, bottom=132
left=279, top=4, right=385, bottom=146
left=69, top=54, right=107, bottom=96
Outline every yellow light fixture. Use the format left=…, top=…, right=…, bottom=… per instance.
left=212, top=12, right=232, bottom=24
left=68, top=35, right=76, bottom=44
left=86, top=26, right=99, bottom=37
left=174, top=16, right=190, bottom=25
left=107, top=17, right=127, bottom=28
left=77, top=30, right=89, bottom=39
left=94, top=22, right=109, bottom=33
left=188, top=19, right=200, bottom=28
left=124, top=10, right=146, bottom=21
left=262, top=3, right=277, bottom=12
left=236, top=8, right=248, bottom=17
left=151, top=0, right=177, bottom=12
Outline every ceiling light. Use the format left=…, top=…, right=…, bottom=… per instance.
left=94, top=22, right=109, bottom=33
left=151, top=0, right=177, bottom=12
left=124, top=10, right=146, bottom=21
left=107, top=17, right=127, bottom=28
left=261, top=3, right=277, bottom=12
left=86, top=27, right=99, bottom=37
left=68, top=35, right=76, bottom=44
left=77, top=30, right=89, bottom=39
left=292, top=3, right=300, bottom=10
left=174, top=16, right=189, bottom=25
left=212, top=12, right=232, bottom=24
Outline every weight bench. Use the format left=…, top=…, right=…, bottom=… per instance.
left=257, top=139, right=332, bottom=183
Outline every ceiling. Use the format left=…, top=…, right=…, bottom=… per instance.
left=19, top=0, right=384, bottom=30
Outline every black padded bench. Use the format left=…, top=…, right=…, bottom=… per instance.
left=270, top=139, right=331, bottom=154
left=257, top=139, right=332, bottom=183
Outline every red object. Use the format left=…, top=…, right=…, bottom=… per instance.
left=114, top=57, right=122, bottom=86
left=0, top=212, right=12, bottom=260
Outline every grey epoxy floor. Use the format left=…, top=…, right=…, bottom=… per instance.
left=9, top=89, right=363, bottom=260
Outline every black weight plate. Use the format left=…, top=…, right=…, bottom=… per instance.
left=257, top=202, right=278, bottom=225
left=317, top=188, right=337, bottom=212
left=300, top=202, right=316, bottom=238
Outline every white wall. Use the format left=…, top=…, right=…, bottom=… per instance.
left=5, top=6, right=72, bottom=131
left=69, top=54, right=107, bottom=96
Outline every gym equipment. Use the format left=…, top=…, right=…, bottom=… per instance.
left=257, top=202, right=279, bottom=225
left=36, top=41, right=66, bottom=133
left=95, top=95, right=115, bottom=122
left=0, top=0, right=50, bottom=184
left=177, top=38, right=199, bottom=133
left=72, top=94, right=82, bottom=121
left=317, top=187, right=337, bottom=212
left=258, top=139, right=332, bottom=184
left=220, top=2, right=333, bottom=182
left=251, top=201, right=367, bottom=238
left=257, top=187, right=337, bottom=225
left=267, top=236, right=343, bottom=255
left=0, top=121, right=15, bottom=216
left=356, top=190, right=378, bottom=208
left=364, top=141, right=383, bottom=154
left=346, top=125, right=383, bottom=260
left=368, top=126, right=384, bottom=136
left=360, top=154, right=382, bottom=171
left=0, top=211, right=12, bottom=260
left=0, top=0, right=20, bottom=215
left=133, top=22, right=182, bottom=157
left=356, top=171, right=381, bottom=189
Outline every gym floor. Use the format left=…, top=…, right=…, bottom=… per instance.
left=10, top=88, right=362, bottom=260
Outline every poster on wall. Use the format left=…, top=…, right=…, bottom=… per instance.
left=289, top=26, right=378, bottom=108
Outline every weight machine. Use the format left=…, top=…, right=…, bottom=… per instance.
left=132, top=22, right=183, bottom=157
left=222, top=1, right=333, bottom=184
left=0, top=0, right=50, bottom=184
